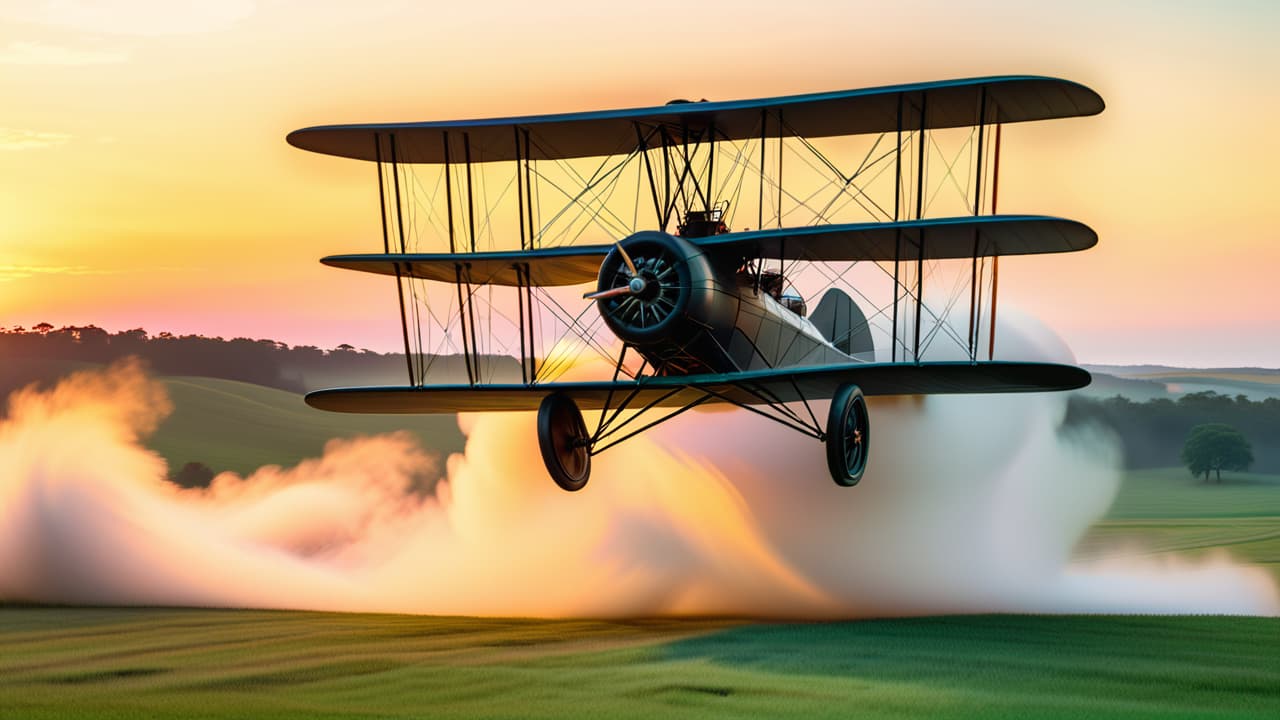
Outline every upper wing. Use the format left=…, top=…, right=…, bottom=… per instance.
left=305, top=361, right=1091, bottom=414
left=288, top=76, right=1104, bottom=163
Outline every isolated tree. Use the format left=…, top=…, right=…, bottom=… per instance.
left=1181, top=423, right=1253, bottom=482
left=170, top=461, right=215, bottom=488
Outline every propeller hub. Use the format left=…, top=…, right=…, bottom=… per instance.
left=628, top=276, right=647, bottom=294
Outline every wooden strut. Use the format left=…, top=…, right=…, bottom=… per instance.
left=891, top=93, right=903, bottom=363
left=443, top=132, right=456, bottom=254
left=988, top=122, right=1002, bottom=361
left=377, top=133, right=417, bottom=386
left=523, top=128, right=535, bottom=249
left=523, top=263, right=537, bottom=382
left=515, top=263, right=528, bottom=384
left=514, top=126, right=526, bottom=252
left=464, top=132, right=476, bottom=254
left=968, top=86, right=987, bottom=362
left=454, top=264, right=475, bottom=386
left=913, top=93, right=927, bottom=364
left=635, top=123, right=663, bottom=230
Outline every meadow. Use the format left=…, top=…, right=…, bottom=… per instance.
left=2, top=375, right=1278, bottom=718
left=1, top=609, right=1276, bottom=719
left=152, top=376, right=465, bottom=476
left=1078, top=468, right=1280, bottom=585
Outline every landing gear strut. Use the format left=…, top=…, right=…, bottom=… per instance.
left=537, top=393, right=592, bottom=491
left=825, top=383, right=869, bottom=486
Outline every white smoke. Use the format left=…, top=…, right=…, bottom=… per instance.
left=0, top=349, right=1275, bottom=617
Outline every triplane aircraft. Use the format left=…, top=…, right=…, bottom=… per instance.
left=289, top=75, right=1103, bottom=491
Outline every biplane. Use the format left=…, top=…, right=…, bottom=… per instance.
left=288, top=75, right=1103, bottom=491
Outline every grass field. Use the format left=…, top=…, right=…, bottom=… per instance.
left=1077, top=468, right=1280, bottom=584
left=0, top=358, right=466, bottom=477
left=152, top=376, right=466, bottom=476
left=1, top=608, right=1277, bottom=719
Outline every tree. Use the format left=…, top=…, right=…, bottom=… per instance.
left=170, top=461, right=215, bottom=488
left=1181, top=423, right=1253, bottom=482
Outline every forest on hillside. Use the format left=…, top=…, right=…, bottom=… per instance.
left=1066, top=392, right=1279, bottom=474
left=0, top=324, right=405, bottom=393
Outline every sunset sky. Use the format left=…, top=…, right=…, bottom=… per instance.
left=2, top=0, right=1276, bottom=366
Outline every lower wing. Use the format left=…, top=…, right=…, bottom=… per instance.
left=305, top=361, right=1089, bottom=413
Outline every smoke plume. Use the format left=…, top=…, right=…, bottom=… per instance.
left=0, top=355, right=1275, bottom=617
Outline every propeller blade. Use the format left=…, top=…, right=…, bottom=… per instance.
left=616, top=241, right=638, bottom=277
left=583, top=285, right=635, bottom=300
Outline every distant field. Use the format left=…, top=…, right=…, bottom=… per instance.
left=1077, top=468, right=1280, bottom=584
left=0, top=608, right=1276, bottom=719
left=1138, top=371, right=1280, bottom=386
left=152, top=376, right=466, bottom=476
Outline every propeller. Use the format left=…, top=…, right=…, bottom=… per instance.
left=583, top=242, right=644, bottom=300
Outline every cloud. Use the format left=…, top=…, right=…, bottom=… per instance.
left=0, top=1, right=257, bottom=36
left=0, top=264, right=102, bottom=280
left=0, top=128, right=72, bottom=152
left=0, top=40, right=126, bottom=65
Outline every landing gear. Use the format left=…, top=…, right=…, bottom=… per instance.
left=825, top=384, right=869, bottom=487
left=538, top=393, right=592, bottom=492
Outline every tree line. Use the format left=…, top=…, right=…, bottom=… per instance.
left=1065, top=391, right=1279, bottom=474
left=0, top=324, right=404, bottom=393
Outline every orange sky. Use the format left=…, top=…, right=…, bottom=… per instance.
left=2, top=1, right=1277, bottom=366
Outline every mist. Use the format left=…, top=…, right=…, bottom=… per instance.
left=0, top=354, right=1275, bottom=617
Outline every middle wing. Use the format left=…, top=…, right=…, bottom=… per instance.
left=320, top=215, right=1094, bottom=287
left=306, top=361, right=1090, bottom=413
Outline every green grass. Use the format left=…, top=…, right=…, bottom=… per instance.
left=1077, top=468, right=1280, bottom=584
left=0, top=608, right=1276, bottom=719
left=150, top=376, right=465, bottom=477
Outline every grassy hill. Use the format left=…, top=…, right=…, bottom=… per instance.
left=0, top=358, right=466, bottom=477
left=152, top=376, right=465, bottom=476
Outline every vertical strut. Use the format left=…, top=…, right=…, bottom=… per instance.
left=706, top=121, right=715, bottom=211
left=377, top=134, right=416, bottom=386
left=913, top=93, right=927, bottom=363
left=758, top=108, right=766, bottom=232
left=891, top=93, right=903, bottom=363
left=988, top=122, right=1003, bottom=361
left=636, top=123, right=662, bottom=228
left=968, top=87, right=987, bottom=362
left=389, top=134, right=407, bottom=253
left=661, top=128, right=671, bottom=231
left=514, top=127, right=526, bottom=252
left=443, top=132, right=456, bottom=254
left=776, top=109, right=784, bottom=229
left=525, top=270, right=537, bottom=381
left=523, top=129, right=535, bottom=249
left=515, top=263, right=527, bottom=384
left=373, top=133, right=389, bottom=253
left=454, top=264, right=475, bottom=386
left=464, top=132, right=476, bottom=254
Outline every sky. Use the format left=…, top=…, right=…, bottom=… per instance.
left=1, top=0, right=1277, bottom=366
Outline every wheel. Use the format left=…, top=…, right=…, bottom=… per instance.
left=537, top=393, right=592, bottom=491
left=825, top=384, right=869, bottom=487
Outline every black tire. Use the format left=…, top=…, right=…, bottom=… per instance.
left=825, top=384, right=869, bottom=487
left=538, top=393, right=592, bottom=492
